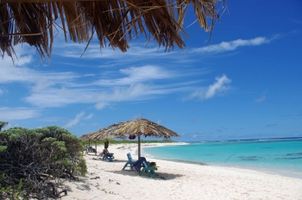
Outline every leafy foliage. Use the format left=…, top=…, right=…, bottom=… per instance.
left=0, top=126, right=86, bottom=199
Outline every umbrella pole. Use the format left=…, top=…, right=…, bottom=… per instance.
left=138, top=135, right=141, bottom=159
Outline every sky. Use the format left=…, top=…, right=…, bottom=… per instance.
left=0, top=1, right=302, bottom=141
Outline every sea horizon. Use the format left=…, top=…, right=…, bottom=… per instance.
left=178, top=136, right=302, bottom=143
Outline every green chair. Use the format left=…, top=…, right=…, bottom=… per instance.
left=122, top=153, right=136, bottom=170
left=139, top=161, right=157, bottom=177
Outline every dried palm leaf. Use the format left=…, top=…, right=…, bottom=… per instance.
left=0, top=0, right=220, bottom=58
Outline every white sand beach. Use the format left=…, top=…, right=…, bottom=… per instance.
left=64, top=143, right=302, bottom=200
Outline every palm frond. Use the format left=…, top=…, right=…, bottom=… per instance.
left=0, top=0, right=219, bottom=57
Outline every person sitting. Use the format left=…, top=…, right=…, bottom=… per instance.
left=133, top=157, right=147, bottom=172
left=132, top=157, right=157, bottom=177
left=99, top=148, right=114, bottom=161
left=99, top=139, right=114, bottom=161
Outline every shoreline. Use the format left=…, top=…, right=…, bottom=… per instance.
left=64, top=142, right=302, bottom=200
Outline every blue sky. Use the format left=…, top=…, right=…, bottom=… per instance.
left=0, top=1, right=302, bottom=141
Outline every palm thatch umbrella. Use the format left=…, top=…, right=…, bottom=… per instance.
left=81, top=118, right=179, bottom=159
left=0, top=0, right=220, bottom=58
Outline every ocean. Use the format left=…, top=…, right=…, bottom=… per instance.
left=145, top=138, right=302, bottom=178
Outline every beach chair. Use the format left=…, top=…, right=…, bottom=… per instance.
left=122, top=153, right=136, bottom=170
left=85, top=146, right=96, bottom=154
left=99, top=148, right=114, bottom=162
left=101, top=152, right=114, bottom=162
left=139, top=161, right=157, bottom=177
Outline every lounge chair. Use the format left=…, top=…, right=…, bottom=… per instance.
left=132, top=157, right=148, bottom=172
left=102, top=152, right=114, bottom=161
left=122, top=153, right=136, bottom=170
left=85, top=146, right=96, bottom=154
left=139, top=161, right=157, bottom=177
left=99, top=149, right=114, bottom=162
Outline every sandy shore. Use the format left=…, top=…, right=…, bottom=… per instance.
left=63, top=143, right=302, bottom=200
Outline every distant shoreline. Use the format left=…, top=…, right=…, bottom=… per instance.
left=180, top=136, right=302, bottom=143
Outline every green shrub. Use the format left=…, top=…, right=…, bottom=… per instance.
left=0, top=126, right=86, bottom=199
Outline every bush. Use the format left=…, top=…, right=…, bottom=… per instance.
left=0, top=126, right=86, bottom=199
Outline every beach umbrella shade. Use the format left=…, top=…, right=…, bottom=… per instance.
left=81, top=118, right=179, bottom=159
left=81, top=127, right=113, bottom=154
left=0, top=0, right=219, bottom=58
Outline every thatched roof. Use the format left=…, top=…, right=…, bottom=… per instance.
left=81, top=126, right=114, bottom=141
left=0, top=0, right=219, bottom=58
left=81, top=118, right=179, bottom=140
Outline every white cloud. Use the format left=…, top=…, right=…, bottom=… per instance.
left=25, top=88, right=98, bottom=107
left=0, top=107, right=39, bottom=121
left=0, top=34, right=278, bottom=125
left=0, top=45, right=188, bottom=110
left=57, top=43, right=172, bottom=60
left=65, top=112, right=93, bottom=128
left=205, top=75, right=231, bottom=99
left=255, top=95, right=267, bottom=103
left=21, top=61, right=190, bottom=109
left=0, top=48, right=77, bottom=89
left=95, top=65, right=173, bottom=86
left=194, top=37, right=270, bottom=54
left=25, top=81, right=187, bottom=109
left=0, top=55, right=34, bottom=83
left=191, top=74, right=231, bottom=100
left=3, top=39, right=265, bottom=110
left=95, top=102, right=109, bottom=110
left=52, top=36, right=274, bottom=67
left=0, top=63, right=76, bottom=90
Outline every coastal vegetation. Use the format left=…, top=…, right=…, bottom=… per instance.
left=0, top=126, right=86, bottom=199
left=0, top=121, right=8, bottom=131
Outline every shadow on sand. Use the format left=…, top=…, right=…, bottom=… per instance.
left=108, top=170, right=183, bottom=180
left=64, top=177, right=92, bottom=192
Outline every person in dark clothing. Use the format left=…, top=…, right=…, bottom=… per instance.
left=133, top=157, right=147, bottom=172
left=101, top=139, right=110, bottom=155
left=104, top=139, right=109, bottom=149
left=100, top=139, right=114, bottom=161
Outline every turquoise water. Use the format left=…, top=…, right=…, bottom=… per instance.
left=145, top=139, right=302, bottom=177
